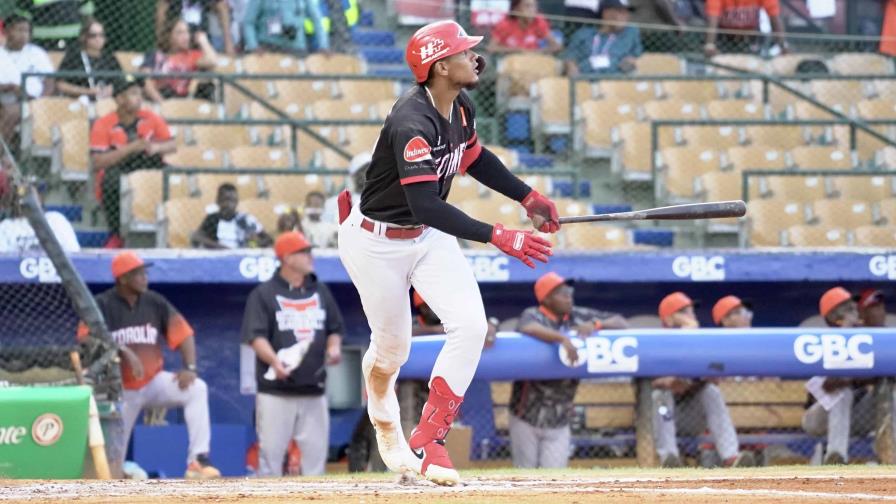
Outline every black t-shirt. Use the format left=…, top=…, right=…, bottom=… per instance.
left=360, top=85, right=481, bottom=226
left=241, top=271, right=345, bottom=396
left=58, top=46, right=122, bottom=93
left=197, top=211, right=264, bottom=249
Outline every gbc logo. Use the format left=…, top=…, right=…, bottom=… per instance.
left=869, top=255, right=896, bottom=280
left=794, top=334, right=874, bottom=370
left=239, top=257, right=278, bottom=282
left=19, top=257, right=60, bottom=283
left=559, top=336, right=638, bottom=373
left=672, top=255, right=725, bottom=281
left=466, top=255, right=509, bottom=282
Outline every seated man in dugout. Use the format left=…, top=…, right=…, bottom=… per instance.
left=652, top=291, right=755, bottom=468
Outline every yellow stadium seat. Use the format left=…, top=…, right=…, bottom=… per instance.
left=790, top=146, right=855, bottom=170
left=658, top=147, right=720, bottom=199
left=660, top=80, right=721, bottom=102
left=613, top=122, right=652, bottom=180
left=711, top=54, right=766, bottom=73
left=447, top=175, right=483, bottom=204
left=517, top=174, right=552, bottom=196
left=856, top=99, right=896, bottom=120
left=635, top=53, right=683, bottom=75
left=768, top=54, right=822, bottom=75
left=595, top=80, right=659, bottom=104
left=811, top=199, right=874, bottom=229
left=187, top=124, right=258, bottom=150
left=26, top=97, right=88, bottom=148
left=238, top=198, right=279, bottom=233
left=680, top=125, right=743, bottom=149
left=552, top=198, right=591, bottom=225
left=705, top=100, right=769, bottom=120
left=158, top=98, right=223, bottom=119
left=309, top=99, right=373, bottom=120
left=744, top=125, right=809, bottom=150
left=115, top=51, right=144, bottom=73
left=372, top=99, right=395, bottom=120
left=457, top=196, right=523, bottom=225
left=341, top=125, right=382, bottom=156
left=832, top=175, right=894, bottom=202
left=561, top=224, right=629, bottom=250
left=532, top=77, right=572, bottom=134
left=726, top=146, right=788, bottom=172
left=874, top=79, right=896, bottom=101
left=228, top=146, right=293, bottom=169
left=166, top=146, right=224, bottom=168
left=194, top=173, right=261, bottom=203
left=496, top=53, right=561, bottom=99
left=303, top=53, right=364, bottom=74
left=810, top=80, right=870, bottom=108
left=264, top=174, right=327, bottom=205
left=854, top=225, right=896, bottom=247
left=214, top=55, right=239, bottom=74
left=318, top=148, right=352, bottom=170
left=53, top=120, right=90, bottom=181
left=746, top=200, right=806, bottom=247
left=786, top=225, right=848, bottom=247
left=242, top=53, right=300, bottom=74
left=699, top=171, right=741, bottom=202
left=829, top=53, right=894, bottom=75
left=641, top=99, right=700, bottom=120
left=879, top=199, right=896, bottom=223
left=765, top=176, right=828, bottom=202
left=578, top=99, right=637, bottom=153
left=120, top=169, right=163, bottom=230
left=160, top=198, right=207, bottom=248
left=337, top=79, right=400, bottom=104
left=483, top=144, right=519, bottom=169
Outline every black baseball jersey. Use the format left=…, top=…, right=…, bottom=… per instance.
left=240, top=271, right=345, bottom=396
left=360, top=85, right=482, bottom=226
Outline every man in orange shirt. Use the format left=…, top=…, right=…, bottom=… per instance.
left=89, top=75, right=177, bottom=248
left=704, top=0, right=788, bottom=56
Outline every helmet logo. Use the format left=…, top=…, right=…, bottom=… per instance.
left=419, top=38, right=448, bottom=64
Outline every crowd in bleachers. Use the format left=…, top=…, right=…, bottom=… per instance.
left=0, top=1, right=894, bottom=250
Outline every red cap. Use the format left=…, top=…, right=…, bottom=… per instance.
left=712, top=295, right=743, bottom=325
left=405, top=20, right=482, bottom=83
left=274, top=231, right=311, bottom=259
left=819, top=287, right=853, bottom=318
left=659, top=292, right=693, bottom=319
left=534, top=272, right=569, bottom=303
left=858, top=288, right=884, bottom=310
left=111, top=251, right=148, bottom=279
left=412, top=290, right=425, bottom=308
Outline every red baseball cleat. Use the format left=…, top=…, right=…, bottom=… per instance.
left=409, top=377, right=463, bottom=485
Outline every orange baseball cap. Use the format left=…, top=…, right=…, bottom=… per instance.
left=534, top=272, right=571, bottom=303
left=712, top=295, right=744, bottom=326
left=274, top=231, right=312, bottom=259
left=412, top=290, right=425, bottom=308
left=111, top=251, right=150, bottom=279
left=659, top=291, right=693, bottom=319
left=819, top=286, right=855, bottom=318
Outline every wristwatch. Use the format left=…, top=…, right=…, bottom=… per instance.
left=184, top=363, right=198, bottom=372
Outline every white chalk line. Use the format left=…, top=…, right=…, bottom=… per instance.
left=615, top=486, right=896, bottom=501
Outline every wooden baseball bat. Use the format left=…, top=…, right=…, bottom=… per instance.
left=70, top=350, right=112, bottom=480
left=558, top=200, right=746, bottom=224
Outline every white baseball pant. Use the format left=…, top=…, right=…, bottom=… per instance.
left=255, top=393, right=329, bottom=476
left=801, top=386, right=896, bottom=462
left=338, top=205, right=487, bottom=441
left=121, top=370, right=211, bottom=464
left=652, top=383, right=740, bottom=461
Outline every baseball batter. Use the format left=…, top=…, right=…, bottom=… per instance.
left=337, top=20, right=561, bottom=485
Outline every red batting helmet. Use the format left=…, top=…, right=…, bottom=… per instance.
left=405, top=20, right=483, bottom=83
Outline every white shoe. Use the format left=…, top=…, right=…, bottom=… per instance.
left=374, top=421, right=414, bottom=473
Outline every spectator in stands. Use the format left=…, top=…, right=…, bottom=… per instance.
left=192, top=182, right=273, bottom=249
left=56, top=18, right=122, bottom=101
left=156, top=0, right=235, bottom=55
left=510, top=272, right=627, bottom=468
left=276, top=206, right=303, bottom=236
left=0, top=46, right=21, bottom=143
left=712, top=295, right=752, bottom=328
left=243, top=0, right=329, bottom=54
left=858, top=289, right=888, bottom=327
left=141, top=18, right=218, bottom=103
left=90, top=76, right=176, bottom=248
left=18, top=0, right=94, bottom=50
left=704, top=0, right=788, bottom=57
left=564, top=0, right=600, bottom=21
left=0, top=180, right=80, bottom=253
left=241, top=231, right=344, bottom=476
left=563, top=0, right=643, bottom=77
left=802, top=286, right=877, bottom=465
left=300, top=190, right=336, bottom=248
left=631, top=0, right=705, bottom=52
left=654, top=291, right=755, bottom=468
left=487, top=0, right=562, bottom=54
left=323, top=151, right=369, bottom=225
left=2, top=13, right=54, bottom=99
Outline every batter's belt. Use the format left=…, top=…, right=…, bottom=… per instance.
left=360, top=218, right=426, bottom=240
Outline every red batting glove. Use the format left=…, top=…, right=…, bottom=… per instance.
left=490, top=223, right=552, bottom=268
left=521, top=190, right=560, bottom=233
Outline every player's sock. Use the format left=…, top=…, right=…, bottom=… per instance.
left=409, top=377, right=463, bottom=485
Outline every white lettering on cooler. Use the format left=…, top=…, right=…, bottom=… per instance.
left=0, top=425, right=27, bottom=445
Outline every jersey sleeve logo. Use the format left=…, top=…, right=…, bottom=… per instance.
left=403, top=136, right=433, bottom=163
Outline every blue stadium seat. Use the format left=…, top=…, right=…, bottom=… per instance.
left=517, top=152, right=554, bottom=169
left=359, top=47, right=404, bottom=64
left=592, top=203, right=633, bottom=214
left=75, top=230, right=109, bottom=247
left=504, top=112, right=530, bottom=141
left=548, top=135, right=568, bottom=154
left=45, top=204, right=82, bottom=223
left=351, top=29, right=395, bottom=47
left=359, top=9, right=375, bottom=27
left=368, top=65, right=413, bottom=79
left=633, top=228, right=674, bottom=247
left=552, top=180, right=592, bottom=198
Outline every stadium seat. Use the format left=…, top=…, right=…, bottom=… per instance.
left=764, top=176, right=828, bottom=202
left=195, top=173, right=261, bottom=203
left=746, top=200, right=806, bottom=247
left=786, top=225, right=848, bottom=247
left=831, top=175, right=894, bottom=202
left=658, top=147, right=720, bottom=200
left=303, top=53, right=364, bottom=74
left=680, top=125, right=744, bottom=149
left=120, top=169, right=164, bottom=231
left=186, top=125, right=259, bottom=150
left=447, top=175, right=483, bottom=204
left=531, top=77, right=573, bottom=135
left=158, top=98, right=223, bottom=119
left=853, top=225, right=896, bottom=247
left=318, top=148, right=352, bottom=170
left=241, top=53, right=300, bottom=74
left=810, top=80, right=870, bottom=108
left=768, top=54, right=822, bottom=75
left=496, top=53, right=561, bottom=102
left=94, top=98, right=116, bottom=117
left=659, top=80, right=721, bottom=102
left=789, top=146, right=855, bottom=170
left=561, top=224, right=629, bottom=250
left=166, top=146, right=225, bottom=168
left=811, top=199, right=874, bottom=229
left=336, top=79, right=400, bottom=104
left=228, top=146, right=293, bottom=169
left=51, top=120, right=90, bottom=181
left=710, top=54, right=766, bottom=73
left=791, top=101, right=849, bottom=144
left=829, top=53, right=894, bottom=75
left=725, top=146, right=789, bottom=172
left=744, top=125, right=809, bottom=150
left=876, top=147, right=896, bottom=169
left=856, top=99, right=896, bottom=120
left=308, top=99, right=374, bottom=120
left=263, top=174, right=327, bottom=205
left=612, top=122, right=653, bottom=180
left=874, top=79, right=896, bottom=101
left=115, top=51, right=144, bottom=73
left=272, top=79, right=337, bottom=106
left=577, top=99, right=637, bottom=154
left=879, top=199, right=896, bottom=223
left=766, top=82, right=807, bottom=115
left=634, top=53, right=683, bottom=75
left=457, top=197, right=523, bottom=227
left=517, top=174, right=552, bottom=196
left=705, top=100, right=769, bottom=120
left=641, top=100, right=700, bottom=147
left=595, top=80, right=659, bottom=105
left=214, top=55, right=239, bottom=74
left=482, top=144, right=519, bottom=169
left=24, top=97, right=88, bottom=149
left=699, top=171, right=741, bottom=202
left=159, top=198, right=207, bottom=248
left=238, top=198, right=279, bottom=233
left=340, top=125, right=381, bottom=156
left=372, top=99, right=395, bottom=120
